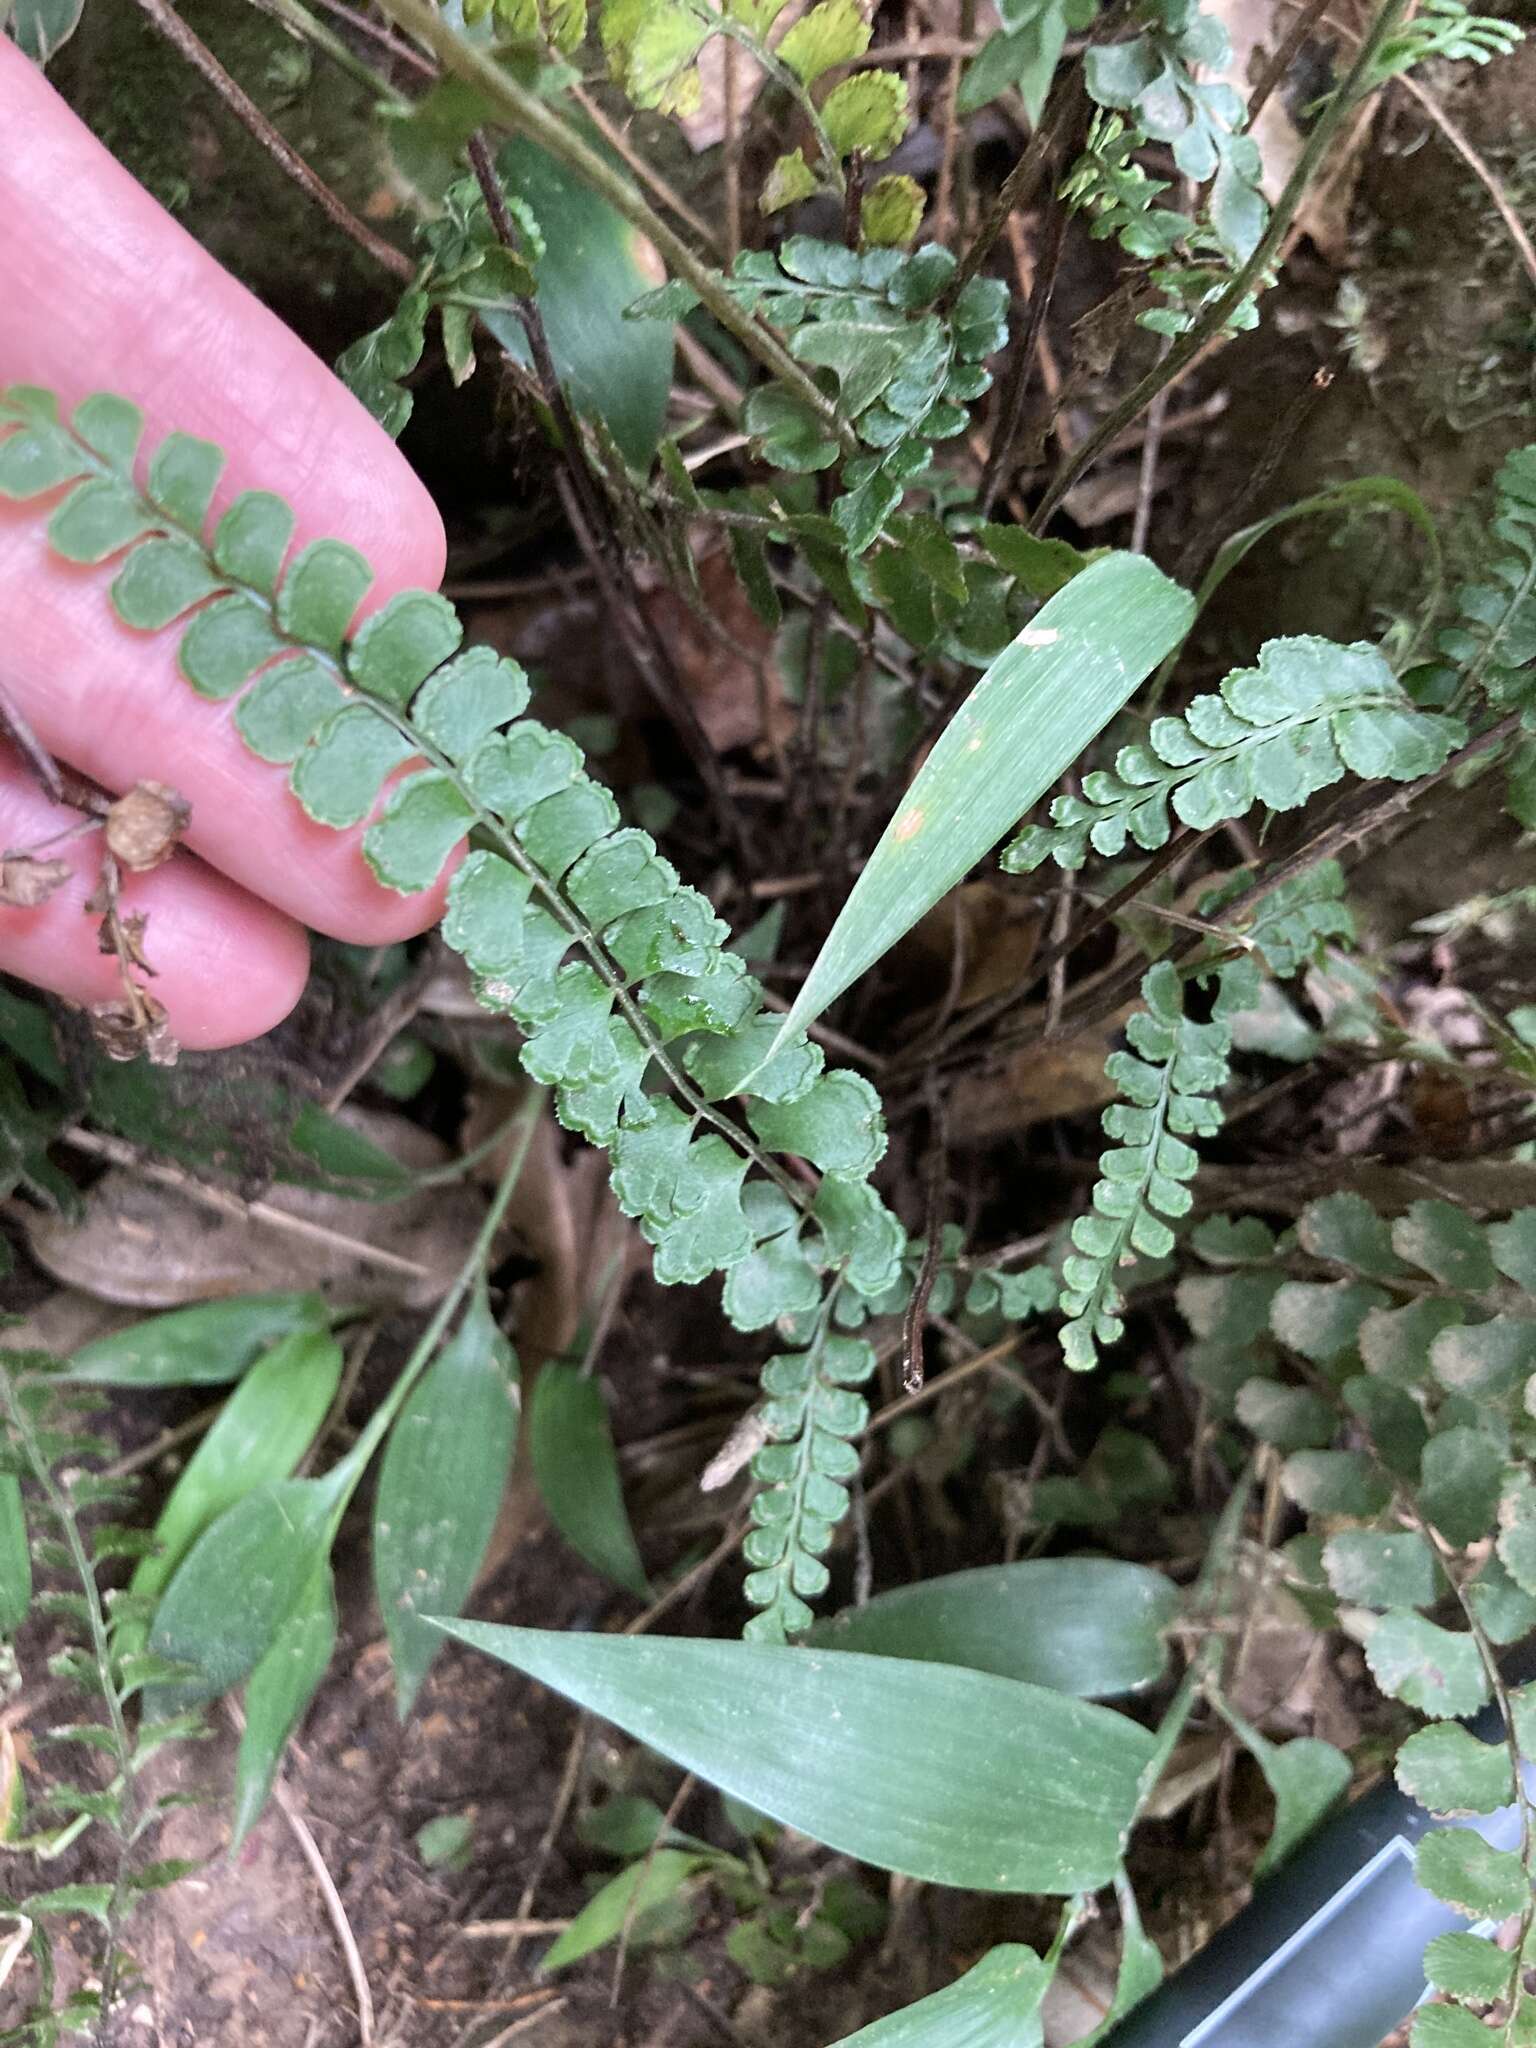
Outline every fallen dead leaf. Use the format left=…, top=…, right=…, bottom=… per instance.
left=23, top=1110, right=483, bottom=1310
left=947, top=1002, right=1137, bottom=1143
left=907, top=882, right=1043, bottom=1014
left=638, top=542, right=793, bottom=756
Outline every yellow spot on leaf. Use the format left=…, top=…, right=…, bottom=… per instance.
left=894, top=808, right=925, bottom=841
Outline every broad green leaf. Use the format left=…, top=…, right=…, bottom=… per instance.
left=48, top=478, right=157, bottom=562
left=806, top=1557, right=1179, bottom=1696
left=1364, top=1614, right=1489, bottom=1719
left=541, top=1849, right=714, bottom=1971
left=347, top=590, right=462, bottom=707
left=129, top=1330, right=343, bottom=1622
left=1393, top=1201, right=1497, bottom=1291
left=828, top=1944, right=1049, bottom=2047
left=364, top=770, right=476, bottom=892
left=773, top=553, right=1194, bottom=1044
left=486, top=136, right=674, bottom=469
left=1270, top=1279, right=1386, bottom=1362
left=436, top=1623, right=1154, bottom=1892
left=821, top=73, right=908, bottom=160
left=1430, top=1315, right=1536, bottom=1399
left=1489, top=1209, right=1536, bottom=1290
left=148, top=1472, right=346, bottom=1708
left=63, top=1292, right=329, bottom=1386
left=777, top=0, right=872, bottom=80
left=72, top=393, right=143, bottom=468
left=180, top=597, right=291, bottom=700
left=1280, top=1450, right=1390, bottom=1518
left=1414, top=1828, right=1529, bottom=1921
left=275, top=538, right=372, bottom=654
left=146, top=431, right=224, bottom=531
left=747, top=1071, right=887, bottom=1177
left=1296, top=1192, right=1409, bottom=1281
left=1412, top=2004, right=1506, bottom=2048
left=1420, top=1425, right=1505, bottom=1545
left=1396, top=1723, right=1514, bottom=1816
left=1321, top=1529, right=1438, bottom=1610
left=1234, top=1378, right=1336, bottom=1450
left=373, top=1284, right=519, bottom=1717
left=235, top=658, right=347, bottom=765
left=1359, top=1297, right=1465, bottom=1387
left=291, top=703, right=416, bottom=828
left=232, top=1565, right=337, bottom=1849
left=1423, top=1930, right=1515, bottom=2004
left=0, top=1474, right=31, bottom=1637
left=529, top=1363, right=650, bottom=1600
left=212, top=490, right=295, bottom=596
left=112, top=535, right=223, bottom=629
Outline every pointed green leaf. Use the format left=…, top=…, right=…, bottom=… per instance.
left=806, top=1557, right=1178, bottom=1696
left=63, top=1292, right=330, bottom=1387
left=0, top=1474, right=31, bottom=1638
left=435, top=1622, right=1154, bottom=1892
left=373, top=1285, right=519, bottom=1717
left=232, top=1564, right=337, bottom=1848
left=529, top=1362, right=650, bottom=1599
left=773, top=554, right=1194, bottom=1043
left=541, top=1850, right=715, bottom=1972
left=129, top=1330, right=343, bottom=1620
left=828, top=1944, right=1049, bottom=2047
left=148, top=1473, right=345, bottom=1707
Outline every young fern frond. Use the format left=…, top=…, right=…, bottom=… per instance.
left=1001, top=635, right=1464, bottom=872
left=1061, top=960, right=1242, bottom=1370
left=0, top=1350, right=207, bottom=2036
left=1439, top=444, right=1536, bottom=716
left=630, top=238, right=1010, bottom=554
left=0, top=383, right=908, bottom=1639
left=744, top=1321, right=877, bottom=1640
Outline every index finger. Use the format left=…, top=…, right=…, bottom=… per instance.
left=0, top=40, right=451, bottom=945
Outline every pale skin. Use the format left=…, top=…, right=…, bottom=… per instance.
left=0, top=39, right=452, bottom=1048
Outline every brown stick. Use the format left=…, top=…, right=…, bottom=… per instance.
left=129, top=0, right=413, bottom=281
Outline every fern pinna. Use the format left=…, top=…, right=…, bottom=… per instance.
left=0, top=384, right=902, bottom=1641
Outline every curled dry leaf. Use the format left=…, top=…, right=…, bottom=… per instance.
left=88, top=991, right=180, bottom=1067
left=0, top=854, right=72, bottom=907
left=104, top=779, right=191, bottom=872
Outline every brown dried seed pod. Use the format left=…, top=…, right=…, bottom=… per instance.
left=104, top=781, right=191, bottom=872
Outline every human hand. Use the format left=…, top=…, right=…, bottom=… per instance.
left=0, top=40, right=448, bottom=1050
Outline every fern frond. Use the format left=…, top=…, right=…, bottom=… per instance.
left=1060, top=961, right=1239, bottom=1370
left=743, top=1326, right=877, bottom=1641
left=1001, top=636, right=1464, bottom=873
left=1439, top=444, right=1536, bottom=717
left=0, top=384, right=912, bottom=1638
left=630, top=238, right=1009, bottom=554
